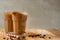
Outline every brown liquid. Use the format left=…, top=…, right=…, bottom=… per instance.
left=11, top=11, right=27, bottom=35
left=4, top=12, right=13, bottom=33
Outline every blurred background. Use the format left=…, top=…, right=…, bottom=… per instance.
left=0, top=0, right=60, bottom=29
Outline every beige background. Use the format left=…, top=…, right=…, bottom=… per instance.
left=0, top=0, right=60, bottom=29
